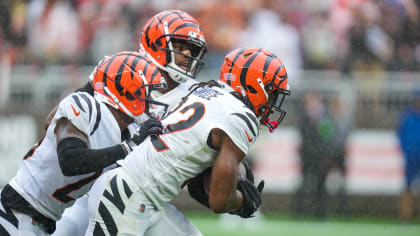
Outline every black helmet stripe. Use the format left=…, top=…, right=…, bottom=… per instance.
left=131, top=55, right=143, bottom=81
left=144, top=18, right=157, bottom=47
left=156, top=11, right=181, bottom=28
left=173, top=22, right=200, bottom=34
left=271, top=63, right=285, bottom=83
left=226, top=48, right=247, bottom=86
left=131, top=55, right=142, bottom=77
left=115, top=53, right=134, bottom=96
left=149, top=67, right=160, bottom=83
left=262, top=54, right=275, bottom=80
left=240, top=48, right=263, bottom=90
left=102, top=55, right=118, bottom=92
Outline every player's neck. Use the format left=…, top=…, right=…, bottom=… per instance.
left=108, top=106, right=133, bottom=131
left=160, top=76, right=179, bottom=94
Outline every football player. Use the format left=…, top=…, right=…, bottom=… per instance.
left=52, top=10, right=208, bottom=236
left=0, top=52, right=167, bottom=235
left=85, top=47, right=291, bottom=236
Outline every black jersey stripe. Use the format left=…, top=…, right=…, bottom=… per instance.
left=0, top=205, right=18, bottom=228
left=245, top=111, right=259, bottom=133
left=231, top=112, right=257, bottom=137
left=226, top=48, right=247, bottom=86
left=0, top=224, right=11, bottom=236
left=71, top=95, right=86, bottom=113
left=90, top=99, right=101, bottom=136
left=122, top=179, right=133, bottom=198
left=93, top=222, right=106, bottom=236
left=240, top=48, right=263, bottom=90
left=103, top=176, right=126, bottom=214
left=98, top=202, right=117, bottom=236
left=79, top=93, right=93, bottom=122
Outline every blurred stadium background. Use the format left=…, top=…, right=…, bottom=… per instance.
left=1, top=0, right=420, bottom=235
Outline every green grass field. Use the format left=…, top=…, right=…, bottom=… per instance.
left=186, top=213, right=420, bottom=236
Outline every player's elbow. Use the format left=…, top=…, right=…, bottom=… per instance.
left=57, top=150, right=78, bottom=176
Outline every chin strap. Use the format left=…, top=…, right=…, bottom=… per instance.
left=261, top=117, right=279, bottom=133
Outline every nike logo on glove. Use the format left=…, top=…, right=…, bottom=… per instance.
left=71, top=104, right=81, bottom=116
left=245, top=130, right=253, bottom=143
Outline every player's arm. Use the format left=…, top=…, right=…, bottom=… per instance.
left=208, top=128, right=244, bottom=213
left=55, top=117, right=162, bottom=176
left=54, top=118, right=126, bottom=176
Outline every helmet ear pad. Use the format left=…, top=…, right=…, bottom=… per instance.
left=244, top=82, right=269, bottom=116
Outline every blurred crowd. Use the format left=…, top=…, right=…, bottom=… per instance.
left=1, top=0, right=420, bottom=76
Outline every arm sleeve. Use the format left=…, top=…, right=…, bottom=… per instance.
left=57, top=137, right=126, bottom=176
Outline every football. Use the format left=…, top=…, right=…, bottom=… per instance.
left=203, top=162, right=247, bottom=194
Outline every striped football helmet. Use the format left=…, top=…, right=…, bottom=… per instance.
left=219, top=47, right=291, bottom=132
left=92, top=51, right=168, bottom=120
left=140, top=10, right=207, bottom=83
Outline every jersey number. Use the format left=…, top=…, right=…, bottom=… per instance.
left=52, top=170, right=102, bottom=204
left=151, top=102, right=205, bottom=152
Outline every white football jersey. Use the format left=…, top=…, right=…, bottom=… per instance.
left=118, top=85, right=260, bottom=209
left=9, top=92, right=121, bottom=221
left=152, top=79, right=196, bottom=111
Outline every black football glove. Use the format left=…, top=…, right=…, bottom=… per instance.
left=235, top=179, right=264, bottom=218
left=122, top=118, right=163, bottom=153
left=241, top=160, right=255, bottom=183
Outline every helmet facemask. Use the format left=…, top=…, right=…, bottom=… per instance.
left=167, top=37, right=206, bottom=78
left=259, top=82, right=290, bottom=132
left=154, top=21, right=207, bottom=83
left=133, top=72, right=169, bottom=121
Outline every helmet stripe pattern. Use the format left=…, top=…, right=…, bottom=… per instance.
left=218, top=47, right=291, bottom=131
left=144, top=11, right=196, bottom=46
left=140, top=10, right=207, bottom=83
left=150, top=67, right=160, bottom=83
left=93, top=51, right=166, bottom=118
left=101, top=55, right=117, bottom=86
left=115, top=53, right=134, bottom=98
left=173, top=22, right=201, bottom=33
left=129, top=53, right=144, bottom=79
left=225, top=48, right=247, bottom=86
left=239, top=48, right=263, bottom=90
left=262, top=53, right=276, bottom=80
